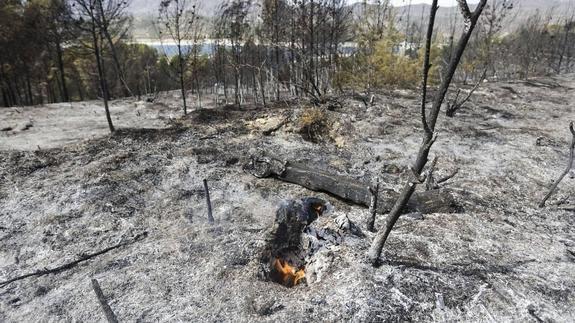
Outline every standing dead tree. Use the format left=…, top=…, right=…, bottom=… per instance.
left=368, top=0, right=488, bottom=265
left=94, top=0, right=133, bottom=98
left=539, top=122, right=575, bottom=208
left=72, top=0, right=116, bottom=133
left=157, top=0, right=201, bottom=115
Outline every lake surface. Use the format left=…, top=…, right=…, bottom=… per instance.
left=145, top=42, right=358, bottom=57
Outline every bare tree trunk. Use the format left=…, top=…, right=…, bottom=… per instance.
left=556, top=22, right=573, bottom=74
left=368, top=0, right=487, bottom=265
left=25, top=70, right=33, bottom=106
left=96, top=0, right=133, bottom=98
left=92, top=28, right=115, bottom=133
left=539, top=122, right=575, bottom=207
left=177, top=43, right=187, bottom=115
left=55, top=39, right=69, bottom=102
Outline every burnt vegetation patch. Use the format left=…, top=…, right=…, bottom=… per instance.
left=297, top=108, right=333, bottom=143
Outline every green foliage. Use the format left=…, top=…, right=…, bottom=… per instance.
left=336, top=27, right=440, bottom=90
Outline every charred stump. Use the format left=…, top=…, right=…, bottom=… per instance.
left=259, top=197, right=339, bottom=287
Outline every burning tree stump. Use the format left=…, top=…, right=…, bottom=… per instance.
left=260, top=197, right=341, bottom=288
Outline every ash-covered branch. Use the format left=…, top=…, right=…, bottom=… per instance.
left=437, top=169, right=460, bottom=184
left=425, top=156, right=439, bottom=191
left=245, top=153, right=459, bottom=215
left=0, top=232, right=148, bottom=288
left=425, top=157, right=459, bottom=190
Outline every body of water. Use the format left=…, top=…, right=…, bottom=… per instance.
left=139, top=41, right=358, bottom=57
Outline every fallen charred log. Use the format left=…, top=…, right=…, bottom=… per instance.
left=245, top=153, right=459, bottom=214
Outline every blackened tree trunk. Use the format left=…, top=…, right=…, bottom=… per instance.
left=96, top=0, right=133, bottom=98
left=55, top=39, right=69, bottom=102
left=368, top=0, right=488, bottom=265
left=177, top=43, right=188, bottom=115
left=92, top=28, right=115, bottom=133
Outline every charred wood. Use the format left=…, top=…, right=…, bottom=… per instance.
left=91, top=279, right=119, bottom=323
left=0, top=232, right=148, bottom=288
left=203, top=179, right=214, bottom=223
left=245, top=154, right=459, bottom=215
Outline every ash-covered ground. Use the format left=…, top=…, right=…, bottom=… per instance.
left=0, top=75, right=574, bottom=322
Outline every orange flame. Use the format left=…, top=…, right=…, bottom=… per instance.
left=272, top=258, right=305, bottom=287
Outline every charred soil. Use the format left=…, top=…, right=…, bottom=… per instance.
left=1, top=75, right=574, bottom=321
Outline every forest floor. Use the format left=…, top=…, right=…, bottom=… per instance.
left=0, top=75, right=574, bottom=322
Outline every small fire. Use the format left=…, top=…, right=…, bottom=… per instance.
left=271, top=258, right=305, bottom=287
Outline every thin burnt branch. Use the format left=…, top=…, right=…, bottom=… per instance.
left=425, top=156, right=439, bottom=191
left=539, top=122, right=575, bottom=207
left=367, top=177, right=380, bottom=232
left=203, top=179, right=214, bottom=223
left=447, top=68, right=487, bottom=117
left=91, top=279, right=119, bottom=323
left=0, top=232, right=148, bottom=288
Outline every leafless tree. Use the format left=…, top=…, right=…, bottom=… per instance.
left=216, top=0, right=253, bottom=106
left=94, top=0, right=133, bottom=97
left=157, top=0, right=201, bottom=115
left=72, top=0, right=119, bottom=132
left=556, top=9, right=575, bottom=74
left=368, top=0, right=488, bottom=265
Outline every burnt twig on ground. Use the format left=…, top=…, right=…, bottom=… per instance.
left=0, top=232, right=148, bottom=288
left=559, top=205, right=575, bottom=211
left=203, top=179, right=214, bottom=223
left=539, top=122, right=575, bottom=208
left=91, top=279, right=119, bottom=323
left=367, top=178, right=380, bottom=232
